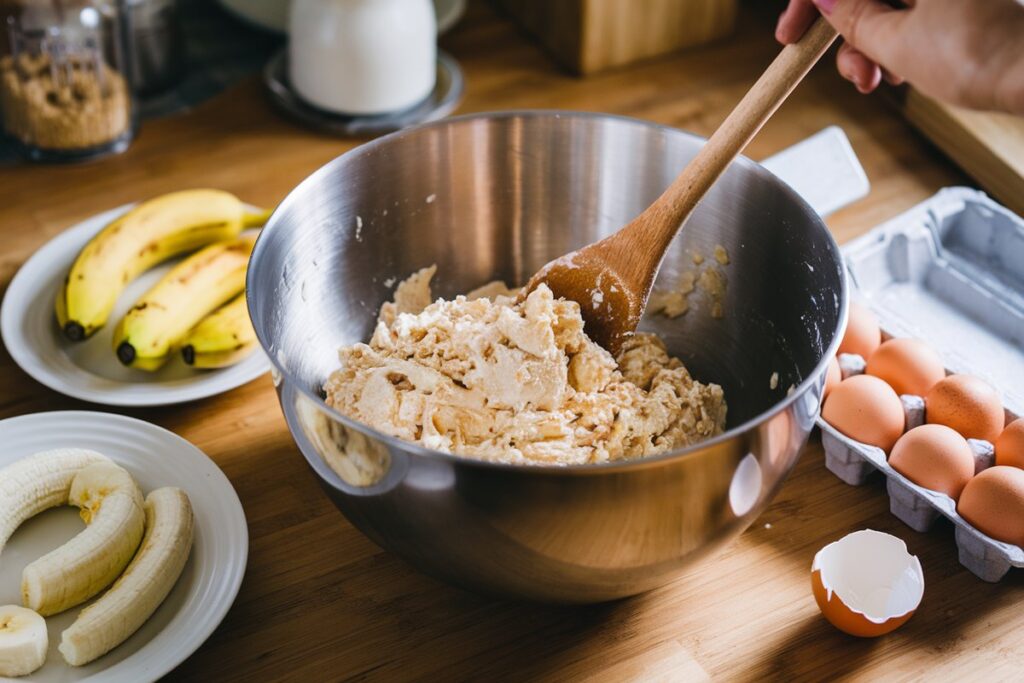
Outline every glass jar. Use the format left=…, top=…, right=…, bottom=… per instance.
left=1, top=0, right=137, bottom=162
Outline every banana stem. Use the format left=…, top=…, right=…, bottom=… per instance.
left=242, top=207, right=274, bottom=227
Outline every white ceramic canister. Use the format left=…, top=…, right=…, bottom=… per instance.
left=289, top=0, right=437, bottom=115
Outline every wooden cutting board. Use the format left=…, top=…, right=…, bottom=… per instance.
left=493, top=0, right=737, bottom=74
left=901, top=89, right=1024, bottom=216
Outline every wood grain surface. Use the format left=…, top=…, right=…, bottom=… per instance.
left=901, top=88, right=1024, bottom=216
left=2, top=2, right=1021, bottom=681
left=494, top=0, right=737, bottom=74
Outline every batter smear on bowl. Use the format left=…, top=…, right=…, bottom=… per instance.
left=325, top=266, right=726, bottom=465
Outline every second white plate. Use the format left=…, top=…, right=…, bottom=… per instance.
left=1, top=205, right=270, bottom=406
left=0, top=410, right=248, bottom=682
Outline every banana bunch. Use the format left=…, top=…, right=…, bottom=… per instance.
left=54, top=188, right=267, bottom=372
left=56, top=189, right=268, bottom=342
left=0, top=450, right=194, bottom=674
left=112, top=233, right=258, bottom=371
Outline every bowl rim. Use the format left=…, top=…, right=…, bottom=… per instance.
left=249, top=109, right=849, bottom=475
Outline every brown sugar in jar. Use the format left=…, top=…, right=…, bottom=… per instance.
left=1, top=52, right=132, bottom=154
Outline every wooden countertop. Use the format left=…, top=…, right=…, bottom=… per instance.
left=2, top=2, right=1021, bottom=681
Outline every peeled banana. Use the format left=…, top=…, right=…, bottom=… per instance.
left=22, top=462, right=145, bottom=617
left=112, top=233, right=258, bottom=371
left=60, top=487, right=194, bottom=667
left=0, top=449, right=110, bottom=556
left=181, top=292, right=257, bottom=369
left=0, top=605, right=47, bottom=677
left=56, top=189, right=270, bottom=342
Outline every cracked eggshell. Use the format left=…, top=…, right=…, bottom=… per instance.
left=811, top=530, right=924, bottom=638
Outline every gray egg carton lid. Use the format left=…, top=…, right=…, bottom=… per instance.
left=841, top=186, right=1024, bottom=416
left=816, top=187, right=1024, bottom=582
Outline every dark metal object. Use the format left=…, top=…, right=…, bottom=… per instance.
left=123, top=0, right=183, bottom=96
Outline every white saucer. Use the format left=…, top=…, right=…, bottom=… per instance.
left=1, top=204, right=270, bottom=407
left=0, top=410, right=248, bottom=683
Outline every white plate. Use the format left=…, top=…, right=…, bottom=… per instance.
left=218, top=0, right=466, bottom=34
left=0, top=411, right=248, bottom=683
left=1, top=205, right=270, bottom=406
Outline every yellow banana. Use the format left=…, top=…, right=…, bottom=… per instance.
left=112, top=234, right=257, bottom=371
left=0, top=449, right=111, bottom=556
left=21, top=462, right=145, bottom=617
left=181, top=292, right=258, bottom=369
left=56, top=189, right=271, bottom=342
left=59, top=487, right=194, bottom=667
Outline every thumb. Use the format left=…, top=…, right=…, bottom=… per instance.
left=812, top=0, right=908, bottom=68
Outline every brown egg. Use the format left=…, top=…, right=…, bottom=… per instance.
left=926, top=375, right=1004, bottom=443
left=889, top=424, right=975, bottom=499
left=995, top=418, right=1024, bottom=469
left=823, top=375, right=905, bottom=452
left=824, top=356, right=841, bottom=398
left=866, top=338, right=945, bottom=397
left=838, top=301, right=881, bottom=359
left=958, top=466, right=1024, bottom=546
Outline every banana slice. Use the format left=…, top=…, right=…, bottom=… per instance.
left=22, top=462, right=145, bottom=617
left=0, top=605, right=47, bottom=677
left=0, top=449, right=110, bottom=556
left=60, top=487, right=194, bottom=667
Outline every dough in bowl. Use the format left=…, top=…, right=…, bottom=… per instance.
left=325, top=267, right=726, bottom=466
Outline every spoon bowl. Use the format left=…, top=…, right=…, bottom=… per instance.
left=526, top=18, right=838, bottom=352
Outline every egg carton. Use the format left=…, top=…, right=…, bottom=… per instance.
left=817, top=187, right=1024, bottom=582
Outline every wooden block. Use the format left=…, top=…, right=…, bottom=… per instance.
left=901, top=89, right=1024, bottom=216
left=494, top=0, right=738, bottom=75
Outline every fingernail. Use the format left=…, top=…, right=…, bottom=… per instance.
left=813, top=0, right=838, bottom=15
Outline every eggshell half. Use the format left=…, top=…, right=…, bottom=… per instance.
left=957, top=466, right=1024, bottom=546
left=838, top=301, right=881, bottom=359
left=995, top=418, right=1024, bottom=469
left=889, top=424, right=975, bottom=500
left=812, top=530, right=924, bottom=637
left=866, top=338, right=945, bottom=397
left=822, top=375, right=905, bottom=452
left=926, top=375, right=1004, bottom=443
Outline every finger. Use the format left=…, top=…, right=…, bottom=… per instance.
left=882, top=68, right=905, bottom=86
left=836, top=43, right=883, bottom=93
left=776, top=0, right=820, bottom=44
left=811, top=0, right=910, bottom=70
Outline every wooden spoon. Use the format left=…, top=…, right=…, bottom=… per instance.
left=524, top=18, right=838, bottom=354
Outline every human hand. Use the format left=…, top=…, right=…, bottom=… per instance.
left=776, top=0, right=1024, bottom=114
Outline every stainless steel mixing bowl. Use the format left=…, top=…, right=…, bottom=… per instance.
left=248, top=111, right=846, bottom=603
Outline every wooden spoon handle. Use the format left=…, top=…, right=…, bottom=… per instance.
left=630, top=17, right=839, bottom=254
